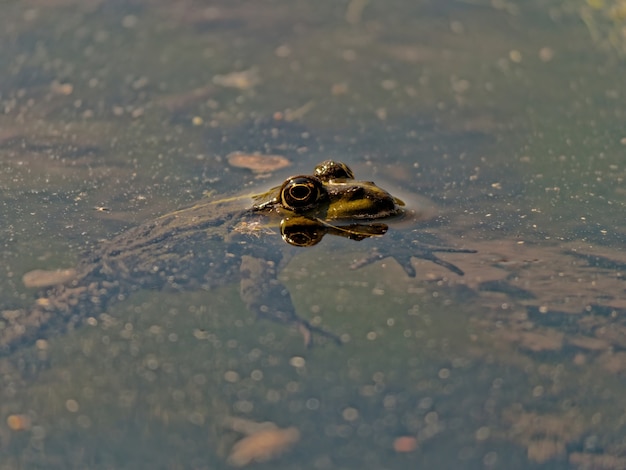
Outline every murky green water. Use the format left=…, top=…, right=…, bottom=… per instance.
left=2, top=0, right=626, bottom=468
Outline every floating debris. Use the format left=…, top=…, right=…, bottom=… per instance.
left=224, top=417, right=300, bottom=467
left=213, top=68, right=260, bottom=90
left=393, top=436, right=418, bottom=453
left=226, top=152, right=290, bottom=173
left=50, top=80, right=73, bottom=95
left=6, top=414, right=31, bottom=431
left=227, top=426, right=300, bottom=467
left=232, top=220, right=276, bottom=237
left=22, top=268, right=77, bottom=288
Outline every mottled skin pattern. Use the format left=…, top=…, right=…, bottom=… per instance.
left=0, top=161, right=473, bottom=354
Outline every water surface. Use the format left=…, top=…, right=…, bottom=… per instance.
left=2, top=0, right=626, bottom=468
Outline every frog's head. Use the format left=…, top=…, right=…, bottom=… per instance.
left=254, top=160, right=405, bottom=221
left=252, top=161, right=405, bottom=246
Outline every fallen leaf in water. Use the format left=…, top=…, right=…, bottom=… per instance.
left=227, top=152, right=290, bottom=173
left=7, top=414, right=31, bottom=431
left=22, top=268, right=77, bottom=288
left=227, top=426, right=300, bottom=467
left=393, top=436, right=418, bottom=453
left=213, top=68, right=260, bottom=89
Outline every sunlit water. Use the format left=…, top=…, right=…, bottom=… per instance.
left=1, top=1, right=626, bottom=468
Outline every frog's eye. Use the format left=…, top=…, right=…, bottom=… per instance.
left=280, top=176, right=327, bottom=212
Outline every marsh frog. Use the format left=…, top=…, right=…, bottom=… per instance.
left=0, top=161, right=474, bottom=352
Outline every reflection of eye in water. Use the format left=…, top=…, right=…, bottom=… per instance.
left=280, top=216, right=388, bottom=247
left=280, top=217, right=325, bottom=246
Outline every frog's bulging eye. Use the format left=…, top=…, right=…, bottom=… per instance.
left=314, top=160, right=355, bottom=181
left=280, top=176, right=327, bottom=212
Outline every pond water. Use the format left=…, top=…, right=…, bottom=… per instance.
left=2, top=0, right=626, bottom=468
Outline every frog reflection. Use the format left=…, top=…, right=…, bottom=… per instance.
left=280, top=215, right=390, bottom=247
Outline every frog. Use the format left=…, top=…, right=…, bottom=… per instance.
left=0, top=160, right=475, bottom=353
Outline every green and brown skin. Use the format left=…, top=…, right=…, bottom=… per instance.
left=0, top=161, right=474, bottom=353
